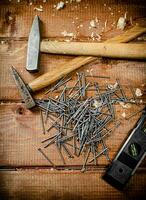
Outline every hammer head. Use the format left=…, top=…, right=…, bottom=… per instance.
left=26, top=15, right=40, bottom=72
left=11, top=66, right=36, bottom=109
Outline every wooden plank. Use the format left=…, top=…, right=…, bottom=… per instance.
left=0, top=169, right=146, bottom=200
left=0, top=40, right=146, bottom=100
left=0, top=1, right=146, bottom=198
left=0, top=0, right=146, bottom=39
left=0, top=103, right=145, bottom=167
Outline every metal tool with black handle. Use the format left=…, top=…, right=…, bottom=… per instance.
left=103, top=108, right=146, bottom=189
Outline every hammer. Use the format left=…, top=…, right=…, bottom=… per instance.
left=26, top=16, right=146, bottom=74
left=25, top=17, right=146, bottom=93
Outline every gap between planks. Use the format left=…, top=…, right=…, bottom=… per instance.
left=0, top=168, right=146, bottom=200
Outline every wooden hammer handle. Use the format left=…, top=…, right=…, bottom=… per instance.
left=28, top=56, right=96, bottom=91
left=104, top=25, right=146, bottom=43
left=28, top=25, right=146, bottom=92
left=41, top=42, right=146, bottom=59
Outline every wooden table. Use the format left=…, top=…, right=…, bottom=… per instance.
left=0, top=0, right=146, bottom=199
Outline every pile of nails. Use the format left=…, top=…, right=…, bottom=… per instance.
left=36, top=72, right=138, bottom=172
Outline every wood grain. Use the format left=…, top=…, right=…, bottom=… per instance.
left=104, top=25, right=146, bottom=43
left=0, top=169, right=146, bottom=200
left=0, top=0, right=146, bottom=39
